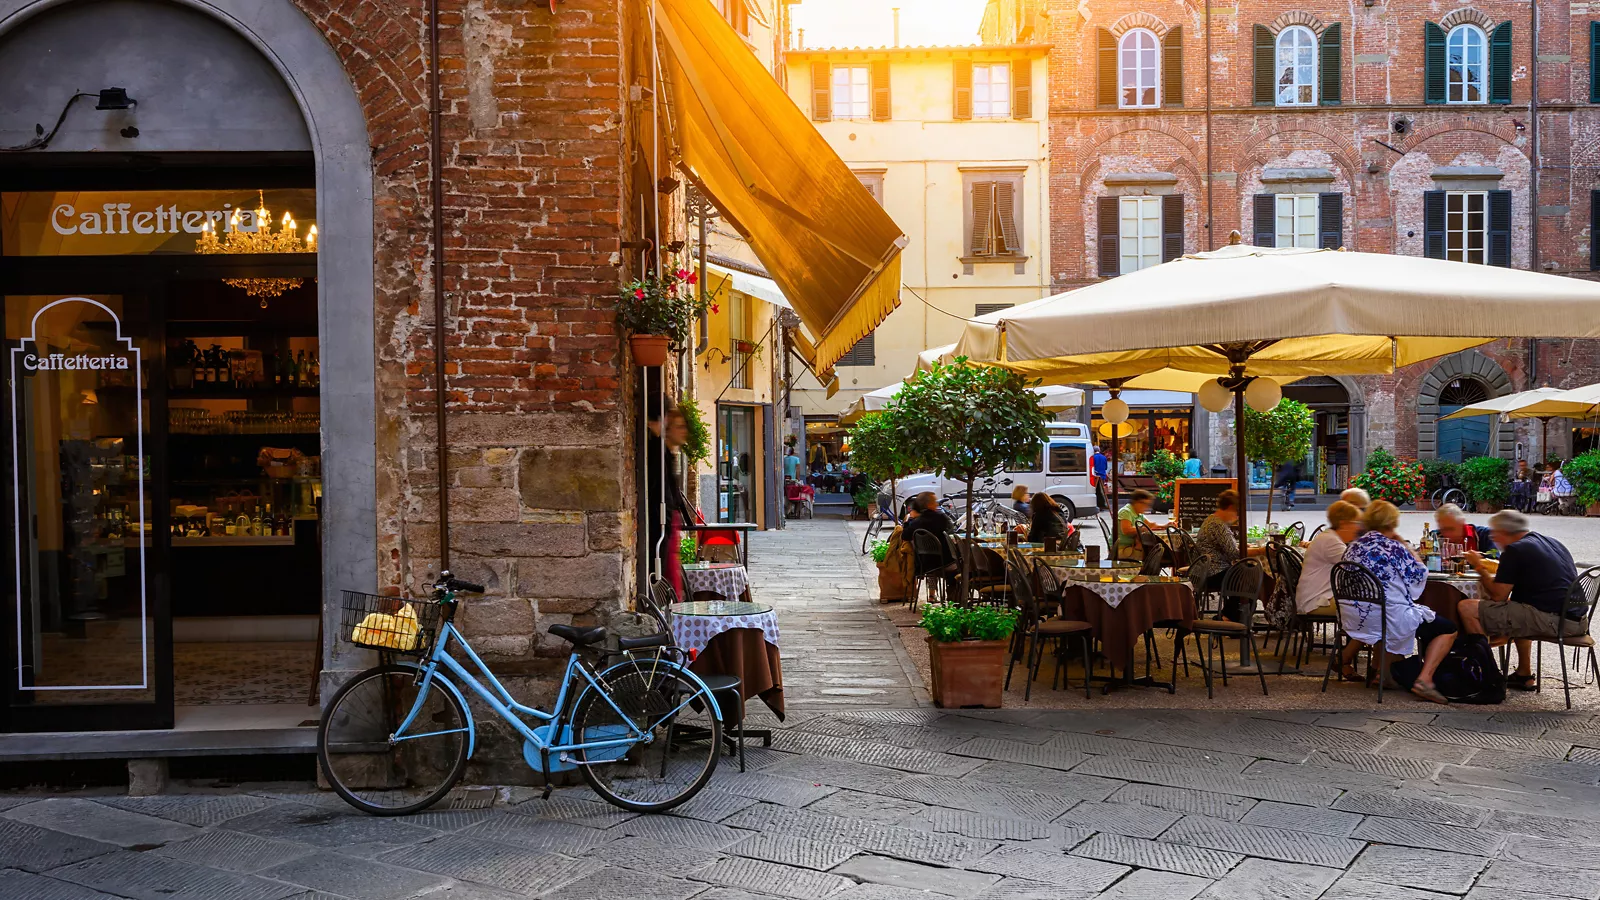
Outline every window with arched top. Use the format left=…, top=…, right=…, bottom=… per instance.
left=1118, top=29, right=1160, bottom=108
left=1275, top=26, right=1316, bottom=106
left=1447, top=24, right=1487, bottom=103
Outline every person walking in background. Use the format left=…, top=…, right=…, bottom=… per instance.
left=783, top=447, right=802, bottom=481
left=1092, top=445, right=1109, bottom=510
left=1183, top=451, right=1203, bottom=479
left=1275, top=460, right=1301, bottom=510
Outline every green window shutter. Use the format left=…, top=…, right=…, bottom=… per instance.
left=1097, top=29, right=1118, bottom=108
left=1163, top=26, right=1184, bottom=107
left=1319, top=23, right=1341, bottom=105
left=1098, top=196, right=1120, bottom=277
left=1424, top=23, right=1446, bottom=104
left=1318, top=192, right=1344, bottom=250
left=1161, top=194, right=1184, bottom=262
left=1490, top=22, right=1513, bottom=104
left=1253, top=25, right=1275, bottom=105
left=1591, top=22, right=1600, bottom=103
left=1423, top=191, right=1447, bottom=259
left=1488, top=190, right=1512, bottom=267
left=1253, top=194, right=1276, bottom=247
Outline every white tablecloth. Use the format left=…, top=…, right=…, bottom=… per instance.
left=682, top=564, right=750, bottom=601
left=670, top=607, right=781, bottom=656
left=1428, top=577, right=1482, bottom=600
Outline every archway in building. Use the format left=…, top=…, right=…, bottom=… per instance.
left=1417, top=350, right=1514, bottom=461
left=1283, top=375, right=1367, bottom=493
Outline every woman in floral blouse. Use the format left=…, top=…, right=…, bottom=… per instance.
left=1340, top=500, right=1458, bottom=703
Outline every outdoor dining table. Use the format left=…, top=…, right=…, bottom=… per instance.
left=669, top=599, right=785, bottom=719
left=1048, top=558, right=1142, bottom=574
left=1420, top=574, right=1483, bottom=623
left=1056, top=578, right=1198, bottom=692
left=681, top=561, right=751, bottom=603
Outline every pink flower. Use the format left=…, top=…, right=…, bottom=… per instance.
left=687, top=273, right=698, bottom=285
left=634, top=288, right=645, bottom=299
left=676, top=268, right=689, bottom=280
left=711, top=304, right=720, bottom=314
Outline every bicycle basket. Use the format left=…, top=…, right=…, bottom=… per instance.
left=340, top=591, right=441, bottom=656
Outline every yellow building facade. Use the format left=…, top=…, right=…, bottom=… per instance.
left=780, top=43, right=1052, bottom=420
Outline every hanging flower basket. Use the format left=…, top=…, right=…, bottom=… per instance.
left=629, top=334, right=671, bottom=367
left=617, top=263, right=712, bottom=367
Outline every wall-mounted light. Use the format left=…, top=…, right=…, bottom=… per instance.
left=95, top=87, right=136, bottom=111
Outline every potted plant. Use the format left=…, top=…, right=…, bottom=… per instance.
left=1458, top=455, right=1510, bottom=512
left=1416, top=459, right=1459, bottom=511
left=678, top=395, right=711, bottom=470
left=1561, top=449, right=1600, bottom=515
left=920, top=603, right=1019, bottom=708
left=848, top=409, right=924, bottom=520
left=617, top=265, right=709, bottom=366
left=1139, top=449, right=1186, bottom=514
left=1352, top=447, right=1426, bottom=507
left=1240, top=398, right=1315, bottom=521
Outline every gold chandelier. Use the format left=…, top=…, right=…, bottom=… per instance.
left=195, top=191, right=318, bottom=307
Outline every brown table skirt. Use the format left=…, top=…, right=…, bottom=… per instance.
left=690, top=626, right=785, bottom=721
left=1060, top=583, right=1198, bottom=670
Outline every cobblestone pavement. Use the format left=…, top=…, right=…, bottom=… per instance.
left=6, top=519, right=1600, bottom=900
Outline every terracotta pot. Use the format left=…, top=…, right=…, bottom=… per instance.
left=1475, top=501, right=1501, bottom=514
left=926, top=637, right=1008, bottom=709
left=1587, top=502, right=1600, bottom=517
left=628, top=334, right=671, bottom=367
left=1414, top=497, right=1434, bottom=511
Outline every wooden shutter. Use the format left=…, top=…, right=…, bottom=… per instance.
left=1490, top=22, right=1513, bottom=104
left=952, top=60, right=973, bottom=120
left=970, top=181, right=995, bottom=255
left=811, top=62, right=831, bottom=121
left=1592, top=191, right=1600, bottom=270
left=1424, top=23, right=1447, bottom=104
left=1097, top=196, right=1121, bottom=277
left=1254, top=25, right=1275, bottom=105
left=1423, top=190, right=1447, bottom=259
left=1488, top=190, right=1512, bottom=267
left=1318, top=192, right=1344, bottom=249
left=1011, top=58, right=1032, bottom=119
left=1097, top=29, right=1118, bottom=107
left=995, top=181, right=1021, bottom=254
left=1162, top=26, right=1183, bottom=107
left=870, top=60, right=891, bottom=121
left=1253, top=194, right=1276, bottom=247
left=1161, top=194, right=1184, bottom=262
left=1591, top=22, right=1600, bottom=103
left=1319, top=23, right=1341, bottom=105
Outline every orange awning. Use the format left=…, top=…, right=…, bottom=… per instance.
left=656, top=0, right=906, bottom=371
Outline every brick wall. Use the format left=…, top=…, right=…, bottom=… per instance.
left=1044, top=0, right=1600, bottom=466
left=296, top=0, right=639, bottom=778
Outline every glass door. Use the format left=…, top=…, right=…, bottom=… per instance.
left=718, top=405, right=756, bottom=524
left=3, top=293, right=170, bottom=730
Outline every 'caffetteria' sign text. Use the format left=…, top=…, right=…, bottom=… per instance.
left=2, top=189, right=316, bottom=256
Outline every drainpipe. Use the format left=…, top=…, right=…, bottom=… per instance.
left=1529, top=0, right=1540, bottom=273
left=1203, top=0, right=1213, bottom=249
left=428, top=0, right=451, bottom=570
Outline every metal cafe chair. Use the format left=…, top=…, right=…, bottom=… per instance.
left=1189, top=558, right=1271, bottom=699
left=642, top=577, right=757, bottom=770
left=911, top=530, right=954, bottom=611
left=1322, top=561, right=1390, bottom=703
left=1004, top=559, right=1092, bottom=700
left=1535, top=564, right=1600, bottom=709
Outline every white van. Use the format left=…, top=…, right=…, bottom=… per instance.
left=891, top=422, right=1097, bottom=521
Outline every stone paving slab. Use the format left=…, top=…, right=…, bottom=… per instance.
left=693, top=856, right=856, bottom=900
left=1348, top=815, right=1507, bottom=857
left=1238, top=801, right=1362, bottom=837
left=259, top=851, right=449, bottom=900
left=1094, top=869, right=1211, bottom=900
left=548, top=865, right=706, bottom=900
left=966, top=846, right=1129, bottom=892
left=1073, top=757, right=1341, bottom=806
left=1073, top=832, right=1243, bottom=878
left=1107, top=783, right=1258, bottom=823
left=0, top=818, right=116, bottom=873
left=152, top=828, right=317, bottom=874
left=1058, top=800, right=1183, bottom=839
left=48, top=850, right=303, bottom=900
left=1320, top=875, right=1459, bottom=900
left=878, top=775, right=1077, bottom=822
left=582, top=835, right=724, bottom=877
left=1161, top=816, right=1365, bottom=868
left=832, top=854, right=1002, bottom=897
left=377, top=836, right=603, bottom=894
left=0, top=867, right=130, bottom=900
left=97, top=794, right=282, bottom=827
left=1344, top=844, right=1488, bottom=894
left=727, top=833, right=860, bottom=871
left=1329, top=791, right=1490, bottom=828
left=1192, top=858, right=1341, bottom=900
left=1474, top=859, right=1600, bottom=900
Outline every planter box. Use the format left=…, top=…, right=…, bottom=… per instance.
left=926, top=637, right=1008, bottom=709
left=1475, top=501, right=1502, bottom=514
left=1414, top=497, right=1435, bottom=511
left=1588, top=503, right=1600, bottom=518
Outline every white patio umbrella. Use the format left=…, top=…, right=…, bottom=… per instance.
left=1503, top=382, right=1600, bottom=420
left=1439, top=386, right=1572, bottom=458
left=840, top=378, right=1083, bottom=424
left=947, top=243, right=1600, bottom=542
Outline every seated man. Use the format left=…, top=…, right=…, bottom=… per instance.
left=900, top=491, right=959, bottom=597
left=1339, top=487, right=1370, bottom=512
left=1460, top=509, right=1586, bottom=691
left=1434, top=503, right=1491, bottom=558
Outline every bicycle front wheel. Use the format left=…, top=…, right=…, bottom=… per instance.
left=1441, top=488, right=1467, bottom=508
left=575, top=662, right=720, bottom=813
left=318, top=663, right=469, bottom=816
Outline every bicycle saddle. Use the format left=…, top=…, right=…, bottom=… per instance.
left=548, top=624, right=606, bottom=646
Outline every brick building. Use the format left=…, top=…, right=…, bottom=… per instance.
left=0, top=0, right=893, bottom=774
left=987, top=0, right=1600, bottom=483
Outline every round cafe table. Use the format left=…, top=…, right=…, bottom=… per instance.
left=669, top=600, right=785, bottom=720
left=1058, top=580, right=1198, bottom=691
left=1420, top=575, right=1482, bottom=623
left=681, top=562, right=750, bottom=602
left=1047, top=558, right=1142, bottom=576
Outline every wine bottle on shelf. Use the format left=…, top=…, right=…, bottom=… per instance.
left=295, top=350, right=308, bottom=387
left=251, top=505, right=264, bottom=537
left=309, top=351, right=320, bottom=387
left=263, top=503, right=274, bottom=536
left=218, top=350, right=232, bottom=387
left=275, top=507, right=288, bottom=536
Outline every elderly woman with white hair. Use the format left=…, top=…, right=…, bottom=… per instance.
left=1338, top=487, right=1370, bottom=511
left=1434, top=503, right=1491, bottom=559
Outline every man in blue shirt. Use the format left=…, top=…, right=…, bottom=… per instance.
left=1092, top=446, right=1109, bottom=509
left=783, top=450, right=801, bottom=480
left=1182, top=451, right=1203, bottom=479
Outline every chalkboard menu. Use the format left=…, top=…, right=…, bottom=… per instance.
left=1173, top=479, right=1237, bottom=530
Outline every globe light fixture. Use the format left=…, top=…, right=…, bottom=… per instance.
left=1245, top=377, right=1284, bottom=412
left=1102, top=397, right=1130, bottom=424
left=1198, top=378, right=1233, bottom=413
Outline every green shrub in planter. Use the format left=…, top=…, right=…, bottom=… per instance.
left=1140, top=449, right=1185, bottom=505
left=1457, top=455, right=1510, bottom=508
left=679, top=534, right=698, bottom=566
left=1352, top=447, right=1426, bottom=506
left=1419, top=458, right=1459, bottom=495
left=869, top=539, right=891, bottom=564
left=1564, top=449, right=1600, bottom=508
left=919, top=603, right=1019, bottom=643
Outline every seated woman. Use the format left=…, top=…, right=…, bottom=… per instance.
left=1115, top=490, right=1155, bottom=560
left=1295, top=500, right=1362, bottom=616
left=1187, top=490, right=1264, bottom=619
left=1029, top=492, right=1074, bottom=545
left=1010, top=484, right=1032, bottom=519
left=1339, top=500, right=1458, bottom=704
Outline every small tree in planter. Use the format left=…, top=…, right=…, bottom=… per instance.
left=1458, top=455, right=1510, bottom=512
left=891, top=360, right=1050, bottom=535
left=919, top=603, right=1019, bottom=708
left=1563, top=449, right=1600, bottom=514
left=1241, top=398, right=1315, bottom=521
left=1353, top=447, right=1426, bottom=507
left=1140, top=449, right=1186, bottom=511
left=849, top=409, right=924, bottom=518
left=617, top=265, right=710, bottom=366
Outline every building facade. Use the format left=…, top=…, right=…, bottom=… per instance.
left=1012, top=0, right=1600, bottom=479
left=779, top=43, right=1053, bottom=420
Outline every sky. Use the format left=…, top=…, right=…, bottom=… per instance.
left=790, top=0, right=989, bottom=49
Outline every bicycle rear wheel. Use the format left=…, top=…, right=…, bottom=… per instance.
left=575, top=661, right=720, bottom=812
left=318, top=663, right=469, bottom=816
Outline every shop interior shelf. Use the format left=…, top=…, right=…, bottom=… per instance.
left=167, top=386, right=319, bottom=399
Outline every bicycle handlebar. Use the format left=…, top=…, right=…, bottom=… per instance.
left=435, top=571, right=485, bottom=594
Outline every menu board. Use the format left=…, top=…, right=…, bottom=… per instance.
left=1173, top=478, right=1236, bottom=530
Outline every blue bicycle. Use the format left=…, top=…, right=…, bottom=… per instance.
left=318, top=572, right=722, bottom=816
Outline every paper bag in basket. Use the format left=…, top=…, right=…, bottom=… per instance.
left=351, top=603, right=420, bottom=651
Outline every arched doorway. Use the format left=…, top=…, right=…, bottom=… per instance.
left=0, top=0, right=374, bottom=733
left=1417, top=350, right=1514, bottom=461
left=1283, top=376, right=1366, bottom=494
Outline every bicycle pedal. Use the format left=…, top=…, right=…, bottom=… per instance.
left=541, top=784, right=553, bottom=801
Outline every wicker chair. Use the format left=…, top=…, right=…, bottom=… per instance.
left=1321, top=560, right=1389, bottom=702
left=1004, top=559, right=1093, bottom=700
left=1188, top=558, right=1270, bottom=699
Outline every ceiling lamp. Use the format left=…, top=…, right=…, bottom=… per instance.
left=1101, top=397, right=1130, bottom=424
left=1245, top=377, right=1284, bottom=412
left=1198, top=378, right=1233, bottom=413
left=195, top=191, right=317, bottom=307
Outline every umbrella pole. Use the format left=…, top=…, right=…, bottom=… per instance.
left=1235, top=385, right=1247, bottom=549
left=1110, top=423, right=1120, bottom=541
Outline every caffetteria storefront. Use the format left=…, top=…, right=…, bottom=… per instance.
left=0, top=0, right=377, bottom=739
